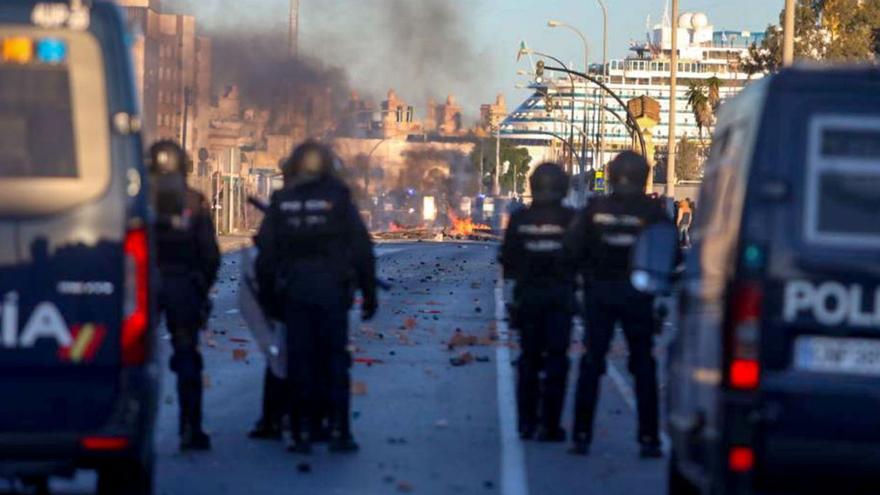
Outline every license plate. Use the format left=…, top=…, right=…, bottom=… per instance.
left=794, top=336, right=880, bottom=376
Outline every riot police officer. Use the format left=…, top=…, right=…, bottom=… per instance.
left=566, top=151, right=671, bottom=458
left=500, top=163, right=576, bottom=442
left=149, top=140, right=220, bottom=451
left=256, top=141, right=377, bottom=454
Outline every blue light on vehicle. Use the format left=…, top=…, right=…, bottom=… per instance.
left=36, top=38, right=67, bottom=64
left=743, top=244, right=764, bottom=270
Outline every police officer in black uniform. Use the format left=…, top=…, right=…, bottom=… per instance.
left=256, top=141, right=377, bottom=454
left=500, top=163, right=576, bottom=442
left=566, top=151, right=671, bottom=458
left=149, top=141, right=221, bottom=451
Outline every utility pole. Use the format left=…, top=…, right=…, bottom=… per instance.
left=493, top=127, right=501, bottom=196
left=666, top=0, right=679, bottom=197
left=783, top=0, right=795, bottom=67
left=597, top=0, right=608, bottom=171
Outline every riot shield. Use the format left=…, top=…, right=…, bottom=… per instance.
left=238, top=246, right=287, bottom=379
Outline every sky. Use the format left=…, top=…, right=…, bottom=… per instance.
left=164, top=0, right=783, bottom=121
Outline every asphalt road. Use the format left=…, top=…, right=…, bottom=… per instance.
left=13, top=241, right=667, bottom=495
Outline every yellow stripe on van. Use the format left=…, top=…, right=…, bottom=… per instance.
left=69, top=324, right=96, bottom=363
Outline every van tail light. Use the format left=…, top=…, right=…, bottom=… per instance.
left=728, top=446, right=755, bottom=473
left=122, top=228, right=149, bottom=366
left=726, top=283, right=762, bottom=390
left=81, top=436, right=130, bottom=451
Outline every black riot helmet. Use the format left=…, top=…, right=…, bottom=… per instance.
left=281, top=140, right=336, bottom=186
left=147, top=140, right=189, bottom=221
left=607, top=150, right=649, bottom=197
left=148, top=140, right=189, bottom=176
left=529, top=162, right=569, bottom=204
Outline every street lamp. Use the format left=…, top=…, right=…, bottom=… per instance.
left=547, top=20, right=591, bottom=175
left=520, top=47, right=580, bottom=174
left=595, top=0, right=609, bottom=170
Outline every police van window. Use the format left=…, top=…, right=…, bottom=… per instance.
left=0, top=65, right=76, bottom=177
left=0, top=27, right=111, bottom=216
left=805, top=116, right=880, bottom=248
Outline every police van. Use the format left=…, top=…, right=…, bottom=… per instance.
left=667, top=67, right=880, bottom=494
left=0, top=1, right=157, bottom=493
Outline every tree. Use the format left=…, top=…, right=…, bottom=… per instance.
left=500, top=152, right=531, bottom=196
left=742, top=0, right=880, bottom=74
left=468, top=139, right=532, bottom=196
left=676, top=137, right=702, bottom=181
left=685, top=82, right=713, bottom=145
left=706, top=76, right=722, bottom=113
left=823, top=0, right=880, bottom=61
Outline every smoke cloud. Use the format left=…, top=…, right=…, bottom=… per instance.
left=161, top=0, right=494, bottom=121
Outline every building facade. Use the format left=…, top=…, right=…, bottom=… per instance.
left=117, top=0, right=211, bottom=157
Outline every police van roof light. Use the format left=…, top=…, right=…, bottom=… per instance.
left=36, top=38, right=67, bottom=64
left=2, top=38, right=34, bottom=64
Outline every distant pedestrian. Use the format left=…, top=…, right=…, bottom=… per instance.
left=500, top=163, right=576, bottom=442
left=677, top=199, right=693, bottom=247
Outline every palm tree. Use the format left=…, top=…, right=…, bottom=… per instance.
left=685, top=82, right=712, bottom=145
left=706, top=76, right=722, bottom=113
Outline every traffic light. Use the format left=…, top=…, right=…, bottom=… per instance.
left=535, top=60, right=545, bottom=84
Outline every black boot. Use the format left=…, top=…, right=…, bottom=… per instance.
left=536, top=426, right=567, bottom=443
left=639, top=438, right=663, bottom=459
left=287, top=432, right=313, bottom=455
left=569, top=432, right=590, bottom=456
left=180, top=426, right=212, bottom=451
left=248, top=419, right=282, bottom=440
left=519, top=424, right=536, bottom=440
left=327, top=430, right=359, bottom=453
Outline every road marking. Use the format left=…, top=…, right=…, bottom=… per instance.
left=495, top=284, right=530, bottom=495
left=607, top=360, right=672, bottom=453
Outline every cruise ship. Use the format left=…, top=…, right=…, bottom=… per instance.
left=501, top=10, right=766, bottom=169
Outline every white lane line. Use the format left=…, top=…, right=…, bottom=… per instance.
left=495, top=284, right=530, bottom=495
left=607, top=360, right=672, bottom=453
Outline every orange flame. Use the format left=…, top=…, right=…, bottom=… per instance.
left=447, top=209, right=490, bottom=236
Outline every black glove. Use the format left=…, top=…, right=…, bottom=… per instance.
left=361, top=292, right=378, bottom=321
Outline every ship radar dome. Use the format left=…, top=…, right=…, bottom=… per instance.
left=692, top=12, right=709, bottom=28
left=678, top=12, right=694, bottom=29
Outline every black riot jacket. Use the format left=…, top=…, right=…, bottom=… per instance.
left=255, top=176, right=376, bottom=308
left=500, top=202, right=576, bottom=286
left=155, top=188, right=221, bottom=296
left=565, top=192, right=672, bottom=283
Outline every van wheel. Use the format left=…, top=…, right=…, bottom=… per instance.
left=669, top=453, right=700, bottom=495
left=97, top=458, right=154, bottom=495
